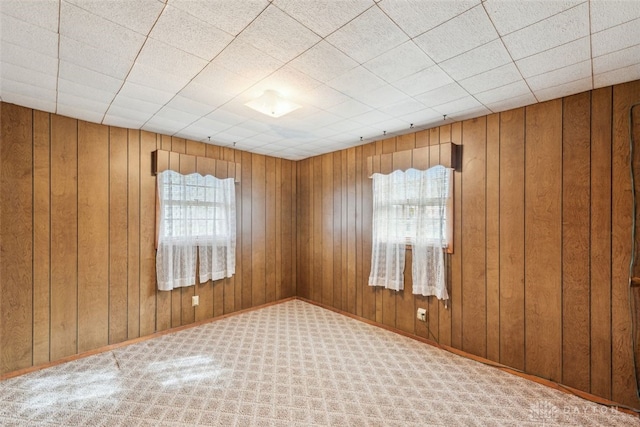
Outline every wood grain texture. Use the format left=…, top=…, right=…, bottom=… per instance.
left=50, top=114, right=78, bottom=361
left=266, top=156, right=277, bottom=304
left=590, top=86, right=612, bottom=399
left=108, top=126, right=128, bottom=345
left=78, top=121, right=109, bottom=352
left=498, top=108, right=525, bottom=371
left=139, top=131, right=157, bottom=337
left=561, top=92, right=591, bottom=391
left=486, top=113, right=500, bottom=362
left=127, top=130, right=141, bottom=340
left=450, top=122, right=463, bottom=349
left=32, top=110, right=50, bottom=366
left=461, top=117, right=487, bottom=358
left=322, top=154, right=334, bottom=306
left=241, top=150, right=253, bottom=308
left=312, top=157, right=323, bottom=303
left=252, top=154, right=266, bottom=306
left=525, top=99, right=563, bottom=382
left=0, top=104, right=33, bottom=373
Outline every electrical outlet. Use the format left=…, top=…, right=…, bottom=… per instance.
left=417, top=308, right=427, bottom=322
left=192, top=295, right=199, bottom=307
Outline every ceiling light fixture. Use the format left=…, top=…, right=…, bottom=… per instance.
left=245, top=90, right=301, bottom=118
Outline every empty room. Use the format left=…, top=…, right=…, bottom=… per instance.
left=2, top=0, right=640, bottom=425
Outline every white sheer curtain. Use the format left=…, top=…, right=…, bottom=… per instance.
left=411, top=166, right=451, bottom=300
left=368, top=166, right=452, bottom=301
left=156, top=170, right=236, bottom=291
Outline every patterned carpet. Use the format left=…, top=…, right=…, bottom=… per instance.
left=0, top=299, right=638, bottom=426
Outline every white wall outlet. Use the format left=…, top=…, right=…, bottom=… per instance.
left=192, top=295, right=199, bottom=307
left=417, top=308, right=427, bottom=322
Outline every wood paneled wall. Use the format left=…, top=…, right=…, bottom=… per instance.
left=296, top=80, right=640, bottom=408
left=0, top=103, right=296, bottom=375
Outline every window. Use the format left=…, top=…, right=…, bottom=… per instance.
left=156, top=170, right=236, bottom=291
left=369, top=166, right=452, bottom=300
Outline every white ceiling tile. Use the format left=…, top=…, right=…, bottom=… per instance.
left=103, top=105, right=154, bottom=123
left=393, top=65, right=454, bottom=97
left=414, top=82, right=469, bottom=108
left=0, top=40, right=58, bottom=76
left=593, top=44, right=640, bottom=75
left=379, top=0, right=479, bottom=38
left=326, top=99, right=373, bottom=119
left=64, top=0, right=164, bottom=34
left=484, top=92, right=538, bottom=113
left=324, top=119, right=364, bottom=134
left=590, top=0, right=640, bottom=33
left=170, top=0, right=268, bottom=36
left=459, top=63, right=522, bottom=94
left=1, top=62, right=56, bottom=90
left=299, top=110, right=343, bottom=130
left=378, top=98, right=427, bottom=117
left=103, top=114, right=148, bottom=129
left=1, top=79, right=56, bottom=102
left=440, top=40, right=512, bottom=81
left=352, top=109, right=394, bottom=126
left=484, top=0, right=583, bottom=36
left=193, top=63, right=254, bottom=96
left=363, top=41, right=435, bottom=83
left=326, top=7, right=408, bottom=63
left=126, top=62, right=191, bottom=93
left=357, top=85, right=408, bottom=109
left=591, top=17, right=640, bottom=57
left=210, top=39, right=284, bottom=82
left=237, top=5, right=321, bottom=62
left=206, top=109, right=248, bottom=128
left=58, top=78, right=116, bottom=104
left=474, top=80, right=533, bottom=105
left=367, top=117, right=411, bottom=133
left=57, top=92, right=109, bottom=115
left=327, top=66, right=386, bottom=98
left=397, top=108, right=442, bottom=125
left=289, top=41, right=358, bottom=84
left=58, top=61, right=123, bottom=94
left=152, top=106, right=202, bottom=125
left=177, top=81, right=235, bottom=111
left=526, top=60, right=591, bottom=91
left=164, top=95, right=216, bottom=117
left=213, top=125, right=260, bottom=140
left=188, top=116, right=235, bottom=134
left=110, top=93, right=163, bottom=115
left=135, top=38, right=209, bottom=80
left=0, top=91, right=56, bottom=112
left=414, top=5, right=498, bottom=63
left=143, top=116, right=187, bottom=135
left=515, top=36, right=590, bottom=78
left=244, top=66, right=322, bottom=103
left=118, top=81, right=175, bottom=105
left=1, top=13, right=58, bottom=57
left=60, top=36, right=132, bottom=80
left=432, top=96, right=485, bottom=116
left=56, top=103, right=105, bottom=124
left=534, top=77, right=592, bottom=102
left=60, top=2, right=145, bottom=60
left=502, top=2, right=589, bottom=60
left=299, top=84, right=351, bottom=110
left=273, top=0, right=372, bottom=37
left=594, top=64, right=640, bottom=89
left=149, top=5, right=234, bottom=61
left=1, top=0, right=58, bottom=31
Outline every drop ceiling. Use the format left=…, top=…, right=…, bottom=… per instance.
left=1, top=0, right=639, bottom=160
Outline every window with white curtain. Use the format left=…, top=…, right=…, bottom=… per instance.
left=368, top=166, right=452, bottom=301
left=156, top=170, right=236, bottom=291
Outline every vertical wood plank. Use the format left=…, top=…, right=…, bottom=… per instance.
left=322, top=154, right=334, bottom=306
left=450, top=121, right=463, bottom=349
left=396, top=133, right=415, bottom=151
left=32, top=110, right=50, bottom=366
left=241, top=151, right=253, bottom=308
left=50, top=114, right=78, bottom=361
left=212, top=160, right=226, bottom=318
left=562, top=92, right=592, bottom=391
left=275, top=158, right=283, bottom=301
left=590, top=86, right=612, bottom=399
left=78, top=121, right=109, bottom=352
left=296, top=159, right=311, bottom=299
left=333, top=151, right=343, bottom=310
left=439, top=129, right=454, bottom=347
left=415, top=130, right=429, bottom=147
left=461, top=117, right=487, bottom=358
left=356, top=145, right=366, bottom=319
left=0, top=104, right=33, bottom=373
left=525, top=99, right=563, bottom=382
left=252, top=154, right=266, bottom=306
left=346, top=149, right=358, bottom=314
left=361, top=143, right=376, bottom=321
left=313, top=156, right=323, bottom=303
left=499, top=108, right=526, bottom=371
left=281, top=160, right=292, bottom=298
left=485, top=114, right=500, bottom=361
left=265, top=156, right=277, bottom=303
left=108, top=127, right=128, bottom=345
left=127, top=130, right=140, bottom=340
left=139, top=131, right=157, bottom=336
left=222, top=150, right=237, bottom=314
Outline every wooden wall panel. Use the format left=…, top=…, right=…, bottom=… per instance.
left=561, top=92, right=591, bottom=391
left=50, top=114, right=78, bottom=361
left=0, top=104, right=33, bottom=373
left=498, top=108, right=525, bottom=371
left=78, top=122, right=109, bottom=352
left=525, top=99, right=563, bottom=382
left=485, top=114, right=500, bottom=362
left=449, top=122, right=463, bottom=349
left=0, top=103, right=296, bottom=381
left=32, top=110, right=50, bottom=366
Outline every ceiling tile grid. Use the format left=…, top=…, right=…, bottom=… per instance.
left=1, top=0, right=640, bottom=160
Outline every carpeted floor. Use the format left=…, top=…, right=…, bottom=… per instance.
left=0, top=299, right=638, bottom=426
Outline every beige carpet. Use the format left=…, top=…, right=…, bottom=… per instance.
left=0, top=299, right=638, bottom=426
